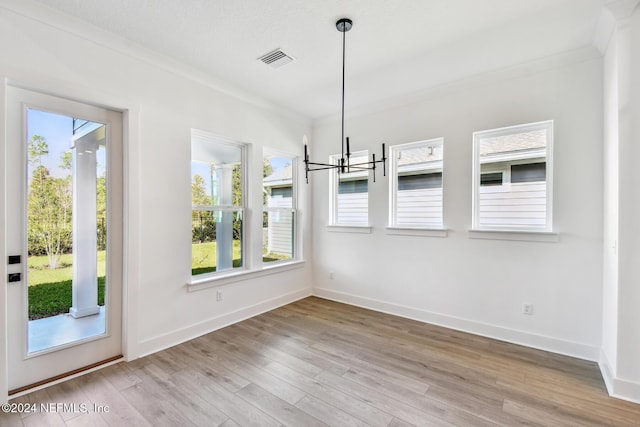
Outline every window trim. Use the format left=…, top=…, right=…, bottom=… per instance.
left=389, top=137, right=444, bottom=230
left=329, top=150, right=370, bottom=226
left=188, top=259, right=306, bottom=291
left=472, top=120, right=553, bottom=233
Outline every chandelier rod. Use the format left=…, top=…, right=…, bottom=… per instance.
left=303, top=18, right=386, bottom=184
left=341, top=19, right=346, bottom=164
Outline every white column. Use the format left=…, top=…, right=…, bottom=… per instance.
left=599, top=0, right=640, bottom=403
left=69, top=129, right=100, bottom=318
left=215, top=164, right=235, bottom=271
left=616, top=3, right=640, bottom=394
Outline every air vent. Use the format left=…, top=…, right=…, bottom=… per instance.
left=258, top=49, right=294, bottom=69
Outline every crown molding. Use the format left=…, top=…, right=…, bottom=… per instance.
left=605, top=0, right=640, bottom=20
left=314, top=46, right=601, bottom=127
left=0, top=0, right=310, bottom=124
left=593, top=0, right=640, bottom=54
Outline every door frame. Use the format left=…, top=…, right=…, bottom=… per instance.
left=0, top=71, right=141, bottom=402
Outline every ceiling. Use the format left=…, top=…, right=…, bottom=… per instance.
left=32, top=0, right=606, bottom=119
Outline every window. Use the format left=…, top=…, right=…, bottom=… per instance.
left=263, top=151, right=296, bottom=264
left=191, top=132, right=246, bottom=277
left=480, top=172, right=503, bottom=186
left=472, top=121, right=553, bottom=231
left=511, top=163, right=546, bottom=183
left=389, top=138, right=444, bottom=228
left=330, top=151, right=369, bottom=226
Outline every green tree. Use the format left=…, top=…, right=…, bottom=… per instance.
left=96, top=173, right=107, bottom=250
left=262, top=160, right=274, bottom=227
left=28, top=135, right=48, bottom=166
left=27, top=136, right=72, bottom=269
left=28, top=166, right=72, bottom=268
left=60, top=150, right=72, bottom=171
left=191, top=174, right=211, bottom=205
left=192, top=174, right=213, bottom=243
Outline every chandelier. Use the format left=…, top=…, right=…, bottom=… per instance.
left=304, top=18, right=387, bottom=183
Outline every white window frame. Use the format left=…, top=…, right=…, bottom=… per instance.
left=262, top=148, right=298, bottom=265
left=329, top=150, right=369, bottom=227
left=472, top=120, right=554, bottom=233
left=191, top=130, right=248, bottom=279
left=389, top=138, right=444, bottom=230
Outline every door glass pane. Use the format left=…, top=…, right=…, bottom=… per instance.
left=26, top=108, right=107, bottom=353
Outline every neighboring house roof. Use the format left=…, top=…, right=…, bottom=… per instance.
left=479, top=129, right=546, bottom=156
left=264, top=164, right=293, bottom=187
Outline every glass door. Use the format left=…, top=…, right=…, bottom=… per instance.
left=6, top=86, right=123, bottom=393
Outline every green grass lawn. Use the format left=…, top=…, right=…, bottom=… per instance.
left=191, top=241, right=242, bottom=275
left=28, top=242, right=291, bottom=319
left=28, top=251, right=106, bottom=286
left=27, top=251, right=106, bottom=320
left=29, top=277, right=105, bottom=320
left=191, top=241, right=290, bottom=275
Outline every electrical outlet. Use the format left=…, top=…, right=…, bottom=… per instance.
left=216, top=290, right=223, bottom=302
left=329, top=271, right=334, bottom=280
left=522, top=303, right=533, bottom=315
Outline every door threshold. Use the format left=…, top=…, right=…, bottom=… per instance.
left=8, top=355, right=123, bottom=396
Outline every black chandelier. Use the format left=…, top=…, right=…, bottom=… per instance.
left=304, top=18, right=387, bottom=184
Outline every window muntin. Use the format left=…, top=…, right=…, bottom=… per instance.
left=330, top=151, right=369, bottom=226
left=263, top=152, right=296, bottom=264
left=472, top=121, right=553, bottom=231
left=389, top=139, right=444, bottom=228
left=191, top=135, right=246, bottom=276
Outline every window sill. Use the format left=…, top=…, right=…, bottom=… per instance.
left=386, top=227, right=448, bottom=238
left=187, top=260, right=305, bottom=292
left=326, top=225, right=372, bottom=234
left=468, top=229, right=559, bottom=242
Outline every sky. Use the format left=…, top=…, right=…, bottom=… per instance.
left=27, top=109, right=106, bottom=180
left=29, top=108, right=295, bottom=198
left=191, top=156, right=292, bottom=199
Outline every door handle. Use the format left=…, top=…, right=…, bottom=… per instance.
left=8, top=273, right=21, bottom=283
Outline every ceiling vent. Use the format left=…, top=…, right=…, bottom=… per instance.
left=258, top=49, right=294, bottom=69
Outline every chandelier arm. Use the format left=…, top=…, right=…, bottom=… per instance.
left=306, top=161, right=338, bottom=167
left=382, top=143, right=386, bottom=176
left=307, top=166, right=342, bottom=172
left=347, top=160, right=384, bottom=167
left=374, top=153, right=378, bottom=182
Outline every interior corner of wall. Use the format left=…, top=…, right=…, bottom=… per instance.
left=598, top=347, right=615, bottom=394
left=594, top=7, right=617, bottom=54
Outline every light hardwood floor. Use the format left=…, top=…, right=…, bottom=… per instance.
left=2, top=297, right=639, bottom=426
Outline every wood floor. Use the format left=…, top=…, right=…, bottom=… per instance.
left=2, top=297, right=639, bottom=426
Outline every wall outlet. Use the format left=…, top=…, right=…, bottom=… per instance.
left=329, top=271, right=334, bottom=280
left=216, top=290, right=223, bottom=302
left=522, top=303, right=533, bottom=315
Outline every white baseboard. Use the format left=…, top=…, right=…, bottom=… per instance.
left=599, top=349, right=640, bottom=404
left=135, top=287, right=312, bottom=357
left=313, top=287, right=600, bottom=362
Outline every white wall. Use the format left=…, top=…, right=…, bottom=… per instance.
left=601, top=1, right=640, bottom=403
left=0, top=1, right=312, bottom=399
left=312, top=53, right=604, bottom=360
left=602, top=9, right=621, bottom=386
